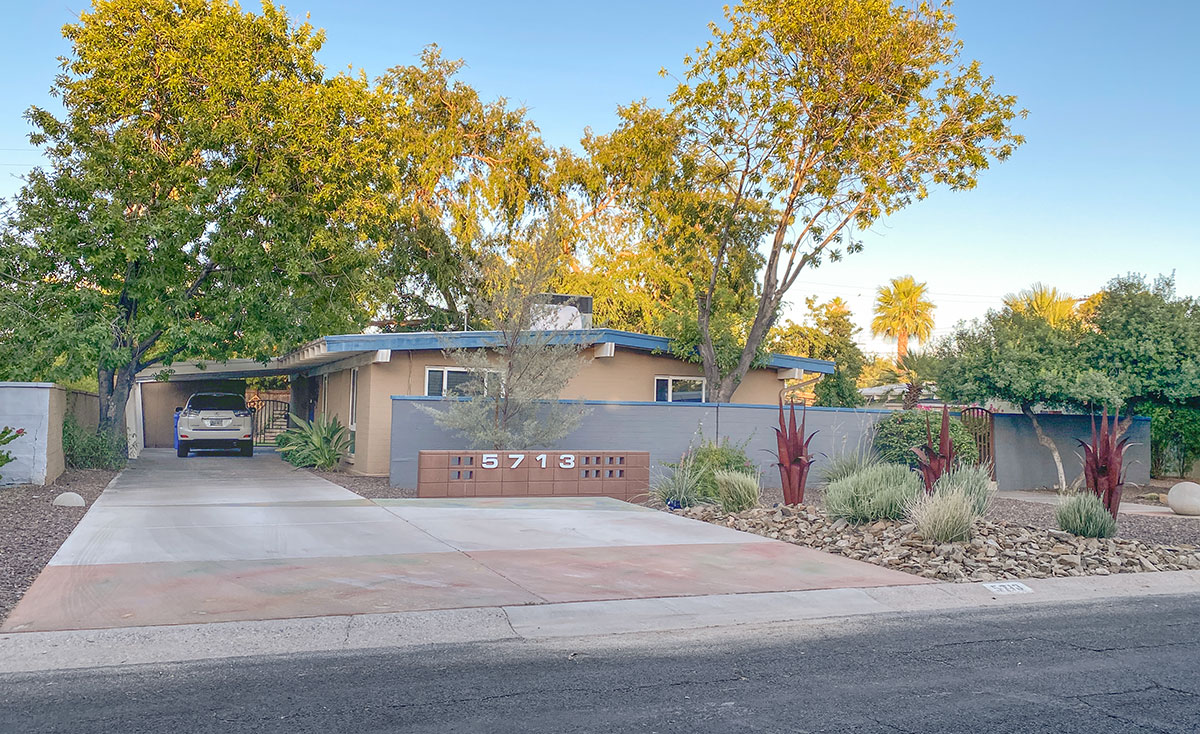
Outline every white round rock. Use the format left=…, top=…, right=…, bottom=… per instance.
left=1167, top=481, right=1200, bottom=516
left=52, top=491, right=85, bottom=507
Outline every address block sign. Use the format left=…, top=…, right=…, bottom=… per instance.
left=416, top=450, right=650, bottom=502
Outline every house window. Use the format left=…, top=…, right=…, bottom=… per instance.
left=348, top=367, right=358, bottom=455
left=655, top=376, right=706, bottom=403
left=425, top=367, right=495, bottom=397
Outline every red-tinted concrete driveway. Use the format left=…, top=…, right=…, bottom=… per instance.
left=3, top=450, right=926, bottom=632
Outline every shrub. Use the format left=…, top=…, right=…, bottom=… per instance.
left=275, top=414, right=351, bottom=470
left=63, top=416, right=127, bottom=470
left=1056, top=493, right=1118, bottom=538
left=679, top=438, right=755, bottom=501
left=652, top=458, right=708, bottom=510
left=714, top=470, right=760, bottom=513
left=932, top=464, right=994, bottom=516
left=905, top=489, right=977, bottom=543
left=824, top=463, right=924, bottom=523
left=873, top=411, right=976, bottom=469
left=819, top=451, right=881, bottom=486
left=1137, top=401, right=1200, bottom=478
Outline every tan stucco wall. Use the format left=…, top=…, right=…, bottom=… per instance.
left=332, top=346, right=788, bottom=476
left=45, top=386, right=66, bottom=485
left=141, top=380, right=245, bottom=448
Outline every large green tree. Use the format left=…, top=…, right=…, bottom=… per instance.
left=0, top=0, right=388, bottom=433
left=939, top=309, right=1122, bottom=490
left=369, top=47, right=556, bottom=329
left=575, top=0, right=1024, bottom=402
left=1086, top=274, right=1200, bottom=408
left=768, top=297, right=865, bottom=407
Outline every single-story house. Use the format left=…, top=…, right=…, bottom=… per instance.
left=129, top=328, right=835, bottom=476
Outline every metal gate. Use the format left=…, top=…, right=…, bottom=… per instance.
left=959, top=406, right=996, bottom=478
left=247, top=397, right=291, bottom=447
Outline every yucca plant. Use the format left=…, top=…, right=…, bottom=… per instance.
left=275, top=413, right=351, bottom=470
left=1076, top=406, right=1131, bottom=520
left=912, top=406, right=955, bottom=492
left=653, top=456, right=707, bottom=510
left=773, top=398, right=818, bottom=505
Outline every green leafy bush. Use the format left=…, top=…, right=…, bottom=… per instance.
left=873, top=411, right=976, bottom=468
left=63, top=416, right=127, bottom=470
left=652, top=458, right=708, bottom=509
left=1137, top=402, right=1200, bottom=478
left=905, top=489, right=977, bottom=542
left=678, top=438, right=755, bottom=500
left=824, top=463, right=924, bottom=523
left=713, top=470, right=760, bottom=513
left=819, top=451, right=880, bottom=486
left=275, top=414, right=351, bottom=470
left=1056, top=493, right=1118, bottom=538
left=1, top=426, right=27, bottom=481
left=932, top=464, right=995, bottom=516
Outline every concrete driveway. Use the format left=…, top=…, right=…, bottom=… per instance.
left=3, top=450, right=924, bottom=632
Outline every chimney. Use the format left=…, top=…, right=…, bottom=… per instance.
left=531, top=293, right=593, bottom=330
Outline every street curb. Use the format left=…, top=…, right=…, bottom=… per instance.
left=2, top=570, right=1198, bottom=674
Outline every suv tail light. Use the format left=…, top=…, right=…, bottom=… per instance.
left=234, top=410, right=252, bottom=417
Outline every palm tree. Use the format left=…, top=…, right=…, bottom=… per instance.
left=871, top=276, right=935, bottom=360
left=1003, top=282, right=1078, bottom=326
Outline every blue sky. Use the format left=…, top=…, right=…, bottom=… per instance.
left=2, top=1, right=1197, bottom=354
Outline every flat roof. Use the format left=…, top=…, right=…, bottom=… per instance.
left=138, top=328, right=835, bottom=382
left=281, top=329, right=835, bottom=374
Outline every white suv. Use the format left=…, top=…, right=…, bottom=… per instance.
left=175, top=393, right=254, bottom=457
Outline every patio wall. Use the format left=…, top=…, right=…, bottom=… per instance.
left=389, top=397, right=888, bottom=489
left=389, top=398, right=1154, bottom=493
left=993, top=413, right=1151, bottom=491
left=1, top=382, right=64, bottom=486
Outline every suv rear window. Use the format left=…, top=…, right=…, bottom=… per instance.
left=187, top=394, right=247, bottom=411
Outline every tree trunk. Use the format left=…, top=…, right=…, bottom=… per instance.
left=1022, top=402, right=1066, bottom=491
left=97, top=364, right=135, bottom=452
left=897, top=331, right=909, bottom=361
left=902, top=381, right=922, bottom=410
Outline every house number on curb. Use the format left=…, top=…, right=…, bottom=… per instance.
left=982, top=581, right=1034, bottom=595
left=480, top=453, right=576, bottom=470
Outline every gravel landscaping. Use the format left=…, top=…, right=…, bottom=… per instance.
left=1, top=470, right=117, bottom=621
left=676, top=503, right=1200, bottom=583
left=307, top=469, right=413, bottom=499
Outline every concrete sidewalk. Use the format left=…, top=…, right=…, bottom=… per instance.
left=998, top=489, right=1199, bottom=519
left=3, top=450, right=919, bottom=633
left=4, top=569, right=1198, bottom=674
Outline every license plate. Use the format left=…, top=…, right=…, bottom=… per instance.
left=205, top=419, right=227, bottom=427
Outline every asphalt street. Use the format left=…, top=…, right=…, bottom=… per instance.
left=2, top=594, right=1198, bottom=733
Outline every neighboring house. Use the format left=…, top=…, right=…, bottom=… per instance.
left=130, top=328, right=835, bottom=476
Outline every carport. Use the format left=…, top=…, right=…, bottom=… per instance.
left=131, top=360, right=298, bottom=454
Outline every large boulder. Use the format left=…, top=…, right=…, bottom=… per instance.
left=1167, top=481, right=1200, bottom=516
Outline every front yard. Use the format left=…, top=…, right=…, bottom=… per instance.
left=676, top=500, right=1200, bottom=583
left=1, top=470, right=118, bottom=620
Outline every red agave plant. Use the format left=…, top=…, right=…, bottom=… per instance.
left=1076, top=406, right=1131, bottom=520
left=773, top=398, right=817, bottom=505
left=911, top=406, right=955, bottom=493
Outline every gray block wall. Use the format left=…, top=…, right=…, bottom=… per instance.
left=992, top=413, right=1151, bottom=491
left=0, top=382, right=59, bottom=486
left=389, top=397, right=889, bottom=488
left=390, top=398, right=1155, bottom=493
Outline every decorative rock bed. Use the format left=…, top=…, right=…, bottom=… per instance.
left=675, top=505, right=1200, bottom=583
